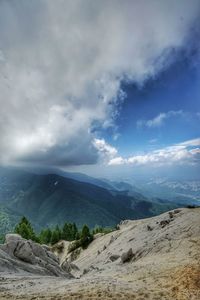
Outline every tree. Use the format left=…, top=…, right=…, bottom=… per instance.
left=51, top=225, right=61, bottom=245
left=61, top=222, right=78, bottom=241
left=51, top=229, right=59, bottom=245
left=93, top=226, right=103, bottom=234
left=72, top=223, right=78, bottom=240
left=14, top=216, right=37, bottom=241
left=81, top=224, right=90, bottom=238
left=80, top=224, right=93, bottom=249
left=45, top=228, right=52, bottom=244
left=39, top=228, right=52, bottom=244
left=17, top=223, right=30, bottom=239
left=55, top=225, right=61, bottom=240
left=75, top=231, right=80, bottom=240
left=62, top=223, right=71, bottom=240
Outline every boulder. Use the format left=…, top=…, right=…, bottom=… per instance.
left=0, top=234, right=22, bottom=257
left=5, top=233, right=22, bottom=243
left=121, top=248, right=133, bottom=263
left=147, top=225, right=153, bottom=231
left=159, top=219, right=171, bottom=228
left=174, top=209, right=181, bottom=214
left=0, top=234, right=73, bottom=277
left=109, top=254, right=120, bottom=262
left=14, top=240, right=37, bottom=264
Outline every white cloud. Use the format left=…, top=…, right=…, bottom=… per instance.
left=181, top=138, right=200, bottom=147
left=137, top=110, right=184, bottom=128
left=108, top=156, right=126, bottom=166
left=0, top=1, right=199, bottom=167
left=108, top=138, right=200, bottom=166
left=93, top=139, right=117, bottom=162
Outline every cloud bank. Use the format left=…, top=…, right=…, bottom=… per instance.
left=108, top=138, right=200, bottom=166
left=0, top=0, right=199, bottom=167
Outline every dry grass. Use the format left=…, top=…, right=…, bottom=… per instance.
left=170, top=264, right=200, bottom=300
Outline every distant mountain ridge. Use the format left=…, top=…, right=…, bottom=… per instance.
left=0, top=168, right=180, bottom=235
left=135, top=177, right=200, bottom=205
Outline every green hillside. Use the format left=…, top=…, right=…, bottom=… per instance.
left=0, top=204, right=21, bottom=240
left=0, top=169, right=179, bottom=234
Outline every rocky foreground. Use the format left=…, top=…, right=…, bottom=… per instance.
left=0, top=207, right=200, bottom=300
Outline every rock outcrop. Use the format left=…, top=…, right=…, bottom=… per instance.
left=109, top=254, right=120, bottom=262
left=0, top=234, right=73, bottom=277
left=121, top=248, right=133, bottom=263
left=62, top=207, right=200, bottom=280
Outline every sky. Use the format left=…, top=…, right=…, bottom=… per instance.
left=0, top=0, right=200, bottom=180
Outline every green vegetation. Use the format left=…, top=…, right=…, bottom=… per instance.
left=62, top=222, right=79, bottom=241
left=0, top=234, right=5, bottom=243
left=9, top=216, right=117, bottom=250
left=0, top=204, right=21, bottom=238
left=14, top=216, right=39, bottom=242
left=80, top=224, right=93, bottom=248
left=67, top=225, right=93, bottom=253
left=92, top=225, right=116, bottom=235
left=39, top=228, right=52, bottom=244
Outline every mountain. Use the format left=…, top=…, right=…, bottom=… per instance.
left=60, top=171, right=115, bottom=191
left=0, top=168, right=180, bottom=234
left=0, top=204, right=21, bottom=241
left=0, top=207, right=199, bottom=299
left=135, top=177, right=200, bottom=205
left=61, top=172, right=198, bottom=206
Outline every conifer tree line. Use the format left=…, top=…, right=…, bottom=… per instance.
left=14, top=216, right=114, bottom=247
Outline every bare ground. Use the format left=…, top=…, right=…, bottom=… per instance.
left=0, top=208, right=200, bottom=300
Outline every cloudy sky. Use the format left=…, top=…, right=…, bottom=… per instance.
left=0, top=0, right=200, bottom=179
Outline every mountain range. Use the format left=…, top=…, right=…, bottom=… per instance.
left=0, top=168, right=182, bottom=235
left=134, top=177, right=200, bottom=205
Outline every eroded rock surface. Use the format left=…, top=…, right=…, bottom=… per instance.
left=0, top=234, right=72, bottom=277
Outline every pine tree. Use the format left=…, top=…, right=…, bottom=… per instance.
left=61, top=222, right=78, bottom=241
left=55, top=225, right=61, bottom=240
left=14, top=216, right=37, bottom=241
left=62, top=223, right=70, bottom=240
left=80, top=224, right=93, bottom=249
left=68, top=223, right=73, bottom=240
left=17, top=223, right=30, bottom=240
left=75, top=231, right=80, bottom=240
left=39, top=228, right=52, bottom=244
left=45, top=228, right=52, bottom=244
left=51, top=229, right=59, bottom=245
left=72, top=223, right=78, bottom=240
